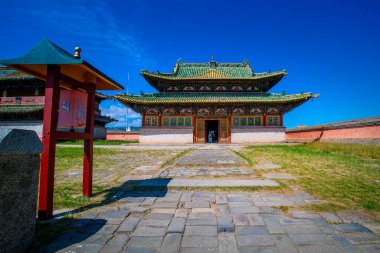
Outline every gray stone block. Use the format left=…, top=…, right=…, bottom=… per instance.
left=0, top=129, right=42, bottom=253
left=185, top=225, right=217, bottom=236
left=159, top=233, right=182, bottom=253
left=181, top=236, right=218, bottom=248
left=217, top=217, right=235, bottom=232
left=118, top=216, right=141, bottom=233
left=168, top=218, right=185, bottom=233
left=236, top=235, right=275, bottom=247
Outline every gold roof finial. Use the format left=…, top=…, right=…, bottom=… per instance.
left=74, top=47, right=81, bottom=59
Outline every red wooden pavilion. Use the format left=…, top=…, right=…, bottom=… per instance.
left=0, top=39, right=124, bottom=220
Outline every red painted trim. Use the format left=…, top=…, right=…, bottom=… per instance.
left=38, top=65, right=60, bottom=220
left=263, top=114, right=267, bottom=126
left=56, top=131, right=92, bottom=140
left=83, top=85, right=95, bottom=197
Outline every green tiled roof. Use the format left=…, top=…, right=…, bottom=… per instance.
left=0, top=66, right=37, bottom=81
left=142, top=60, right=286, bottom=80
left=116, top=92, right=316, bottom=105
left=0, top=104, right=44, bottom=114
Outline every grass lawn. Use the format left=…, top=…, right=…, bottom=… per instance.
left=58, top=139, right=138, bottom=145
left=241, top=142, right=380, bottom=218
left=52, top=146, right=178, bottom=209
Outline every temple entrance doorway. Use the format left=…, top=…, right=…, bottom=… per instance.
left=205, top=120, right=218, bottom=143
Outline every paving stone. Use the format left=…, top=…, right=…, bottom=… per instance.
left=335, top=223, right=373, bottom=233
left=71, top=219, right=91, bottom=228
left=239, top=247, right=277, bottom=253
left=285, top=224, right=322, bottom=234
left=92, top=218, right=124, bottom=225
left=217, top=217, right=235, bottom=232
left=337, top=210, right=373, bottom=224
left=181, top=236, right=218, bottom=248
left=216, top=195, right=228, bottom=205
left=188, top=212, right=215, bottom=220
left=159, top=233, right=182, bottom=253
left=297, top=245, right=345, bottom=253
left=263, top=218, right=285, bottom=234
left=185, top=225, right=217, bottom=236
left=236, top=235, right=275, bottom=247
left=140, top=219, right=171, bottom=227
left=255, top=164, right=282, bottom=170
left=227, top=194, right=252, bottom=202
left=127, top=236, right=164, bottom=248
left=247, top=214, right=265, bottom=226
left=153, top=202, right=178, bottom=208
left=120, top=197, right=146, bottom=203
left=358, top=244, right=380, bottom=253
left=232, top=213, right=250, bottom=226
left=81, top=233, right=113, bottom=245
left=218, top=232, right=238, bottom=253
left=291, top=211, right=320, bottom=219
left=181, top=247, right=218, bottom=253
left=311, top=218, right=341, bottom=235
left=174, top=208, right=188, bottom=218
left=273, top=235, right=298, bottom=253
left=191, top=208, right=214, bottom=213
left=151, top=208, right=176, bottom=214
left=236, top=226, right=269, bottom=235
left=229, top=202, right=254, bottom=208
left=98, top=210, right=130, bottom=219
left=263, top=173, right=296, bottom=180
left=84, top=224, right=118, bottom=234
left=289, top=234, right=333, bottom=245
left=132, top=226, right=167, bottom=237
left=72, top=244, right=105, bottom=253
left=187, top=219, right=217, bottom=226
left=124, top=248, right=157, bottom=253
left=100, top=234, right=129, bottom=253
left=168, top=218, right=185, bottom=233
left=345, top=232, right=380, bottom=244
left=216, top=205, right=231, bottom=217
left=230, top=206, right=259, bottom=214
left=180, top=192, right=192, bottom=202
left=320, top=212, right=343, bottom=223
left=145, top=213, right=173, bottom=220
left=118, top=217, right=141, bottom=233
left=330, top=234, right=361, bottom=253
left=258, top=207, right=281, bottom=214
left=184, top=202, right=210, bottom=208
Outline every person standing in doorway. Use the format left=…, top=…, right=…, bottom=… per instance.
left=208, top=131, right=213, bottom=143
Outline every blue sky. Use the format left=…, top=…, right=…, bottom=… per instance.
left=1, top=0, right=379, bottom=128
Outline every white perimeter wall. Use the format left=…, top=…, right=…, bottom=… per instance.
left=0, top=121, right=107, bottom=139
left=231, top=127, right=285, bottom=143
left=140, top=127, right=194, bottom=144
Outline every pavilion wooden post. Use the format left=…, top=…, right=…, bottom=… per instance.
left=83, top=84, right=95, bottom=197
left=38, top=65, right=60, bottom=220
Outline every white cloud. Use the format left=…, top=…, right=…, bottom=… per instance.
left=100, top=104, right=141, bottom=122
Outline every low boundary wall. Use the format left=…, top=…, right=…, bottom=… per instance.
left=286, top=117, right=380, bottom=145
left=106, top=131, right=140, bottom=141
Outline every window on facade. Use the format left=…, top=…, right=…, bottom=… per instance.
left=232, top=116, right=262, bottom=126
left=267, top=116, right=280, bottom=126
left=163, top=116, right=192, bottom=126
left=145, top=116, right=158, bottom=126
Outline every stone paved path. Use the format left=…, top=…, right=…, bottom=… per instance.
left=46, top=190, right=380, bottom=253
left=45, top=145, right=380, bottom=252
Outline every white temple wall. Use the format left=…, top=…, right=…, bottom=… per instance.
left=139, top=127, right=194, bottom=144
left=231, top=127, right=285, bottom=143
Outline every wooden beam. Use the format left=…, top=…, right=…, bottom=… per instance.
left=56, top=131, right=92, bottom=140
left=83, top=84, right=95, bottom=197
left=38, top=65, right=60, bottom=220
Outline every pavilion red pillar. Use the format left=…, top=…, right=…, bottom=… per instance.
left=83, top=84, right=95, bottom=197
left=38, top=65, right=60, bottom=220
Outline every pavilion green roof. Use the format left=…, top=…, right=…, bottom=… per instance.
left=0, top=66, right=36, bottom=81
left=116, top=92, right=317, bottom=105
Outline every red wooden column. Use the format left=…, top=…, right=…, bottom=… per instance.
left=263, top=114, right=267, bottom=126
left=83, top=84, right=96, bottom=197
left=280, top=114, right=283, bottom=126
left=38, top=65, right=60, bottom=220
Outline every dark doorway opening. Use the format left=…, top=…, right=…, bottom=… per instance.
left=205, top=120, right=218, bottom=143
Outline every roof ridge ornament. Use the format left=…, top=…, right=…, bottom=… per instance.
left=74, top=47, right=81, bottom=59
left=210, top=56, right=216, bottom=68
